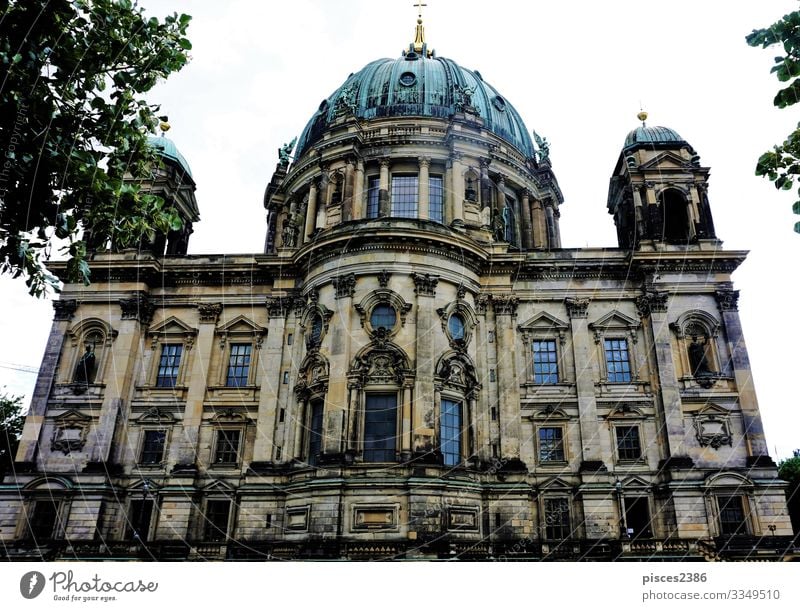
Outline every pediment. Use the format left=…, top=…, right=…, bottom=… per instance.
left=518, top=311, right=569, bottom=331
left=695, top=403, right=729, bottom=418
left=620, top=476, right=650, bottom=488
left=217, top=315, right=266, bottom=335
left=203, top=479, right=236, bottom=494
left=639, top=151, right=689, bottom=171
left=148, top=316, right=197, bottom=337
left=589, top=310, right=640, bottom=331
left=705, top=472, right=752, bottom=488
left=53, top=409, right=92, bottom=423
left=207, top=408, right=251, bottom=424
left=607, top=404, right=645, bottom=419
left=539, top=477, right=572, bottom=491
left=137, top=407, right=177, bottom=424
left=532, top=406, right=569, bottom=420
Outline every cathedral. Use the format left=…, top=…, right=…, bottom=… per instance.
left=0, top=13, right=795, bottom=561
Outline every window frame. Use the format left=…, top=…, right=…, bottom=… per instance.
left=537, top=425, right=566, bottom=464
left=305, top=398, right=325, bottom=466
left=716, top=495, right=751, bottom=536
left=439, top=397, right=464, bottom=467
left=225, top=342, right=253, bottom=388
left=390, top=173, right=419, bottom=218
left=202, top=498, right=233, bottom=542
left=212, top=428, right=242, bottom=466
left=25, top=498, right=64, bottom=541
left=362, top=392, right=399, bottom=463
left=126, top=498, right=156, bottom=542
left=542, top=496, right=571, bottom=541
left=603, top=338, right=632, bottom=383
left=366, top=175, right=380, bottom=219
left=532, top=339, right=560, bottom=384
left=138, top=428, right=169, bottom=466
left=429, top=174, right=444, bottom=223
left=614, top=424, right=643, bottom=462
left=155, top=343, right=183, bottom=388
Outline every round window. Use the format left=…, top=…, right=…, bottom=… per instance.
left=399, top=71, right=417, bottom=87
left=310, top=314, right=324, bottom=344
left=492, top=96, right=507, bottom=112
left=448, top=313, right=466, bottom=341
left=370, top=304, right=397, bottom=330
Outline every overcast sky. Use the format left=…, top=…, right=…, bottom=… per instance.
left=1, top=0, right=799, bottom=459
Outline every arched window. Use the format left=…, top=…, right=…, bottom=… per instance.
left=435, top=352, right=480, bottom=467
left=670, top=310, right=723, bottom=388
left=661, top=189, right=690, bottom=243
left=448, top=313, right=465, bottom=341
left=370, top=303, right=397, bottom=331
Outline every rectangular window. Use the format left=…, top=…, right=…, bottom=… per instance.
left=429, top=175, right=444, bottom=223
left=126, top=499, right=154, bottom=542
left=390, top=175, right=418, bottom=218
left=203, top=500, right=231, bottom=542
left=624, top=497, right=652, bottom=539
left=140, top=429, right=167, bottom=465
left=156, top=344, right=182, bottom=387
left=544, top=498, right=570, bottom=540
left=214, top=429, right=241, bottom=464
left=615, top=425, right=641, bottom=461
left=28, top=500, right=60, bottom=540
left=604, top=338, right=632, bottom=383
left=363, top=393, right=397, bottom=462
left=366, top=176, right=380, bottom=218
left=226, top=343, right=251, bottom=387
left=538, top=427, right=565, bottom=462
left=532, top=340, right=559, bottom=384
left=440, top=399, right=462, bottom=466
left=307, top=400, right=324, bottom=466
left=718, top=496, right=748, bottom=535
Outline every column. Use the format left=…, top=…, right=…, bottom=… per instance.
left=342, top=158, right=355, bottom=222
left=92, top=293, right=152, bottom=465
left=479, top=157, right=493, bottom=214
left=495, top=174, right=506, bottom=214
left=401, top=383, right=413, bottom=460
left=716, top=289, right=770, bottom=459
left=492, top=295, right=522, bottom=464
left=520, top=190, right=533, bottom=249
left=544, top=200, right=557, bottom=248
left=326, top=274, right=356, bottom=456
left=172, top=302, right=221, bottom=468
left=16, top=300, right=77, bottom=464
left=450, top=153, right=465, bottom=227
left=632, top=186, right=645, bottom=240
left=304, top=180, right=318, bottom=240
left=418, top=156, right=430, bottom=219
left=531, top=198, right=545, bottom=249
left=565, top=297, right=605, bottom=469
left=252, top=298, right=289, bottom=462
left=379, top=158, right=390, bottom=217
left=636, top=291, right=689, bottom=466
left=353, top=159, right=365, bottom=220
left=411, top=273, right=439, bottom=458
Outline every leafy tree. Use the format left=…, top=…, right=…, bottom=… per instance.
left=0, top=391, right=24, bottom=474
left=778, top=455, right=800, bottom=535
left=746, top=7, right=800, bottom=233
left=0, top=0, right=192, bottom=296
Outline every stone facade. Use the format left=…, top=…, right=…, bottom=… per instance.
left=0, top=25, right=795, bottom=562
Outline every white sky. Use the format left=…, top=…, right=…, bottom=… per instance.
left=1, top=0, right=799, bottom=459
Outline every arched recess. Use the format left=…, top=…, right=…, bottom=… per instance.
left=62, top=318, right=118, bottom=386
left=434, top=350, right=481, bottom=465
left=20, top=476, right=73, bottom=541
left=346, top=339, right=413, bottom=463
left=437, top=294, right=479, bottom=350
left=292, top=351, right=330, bottom=466
left=670, top=310, right=723, bottom=387
left=703, top=472, right=758, bottom=536
left=659, top=187, right=691, bottom=243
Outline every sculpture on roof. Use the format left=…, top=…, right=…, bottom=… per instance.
left=533, top=130, right=550, bottom=163
left=278, top=137, right=297, bottom=165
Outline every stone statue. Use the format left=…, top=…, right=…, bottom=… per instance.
left=73, top=342, right=96, bottom=385
left=278, top=137, right=297, bottom=165
left=492, top=208, right=505, bottom=242
left=503, top=204, right=513, bottom=243
left=453, top=83, right=476, bottom=113
left=688, top=337, right=713, bottom=377
left=533, top=130, right=550, bottom=163
left=335, top=84, right=357, bottom=116
left=281, top=214, right=297, bottom=248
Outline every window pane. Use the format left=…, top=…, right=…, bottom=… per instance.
left=429, top=175, right=444, bottom=223
left=440, top=399, right=462, bottom=466
left=127, top=499, right=154, bottom=542
left=366, top=176, right=380, bottom=218
left=448, top=314, right=465, bottom=341
left=226, top=343, right=251, bottom=387
left=391, top=175, right=418, bottom=218
left=604, top=339, right=632, bottom=383
left=214, top=430, right=241, bottom=464
left=370, top=304, right=397, bottom=330
left=718, top=496, right=748, bottom=535
left=363, top=394, right=397, bottom=462
left=140, top=430, right=166, bottom=464
left=310, top=315, right=323, bottom=345
left=307, top=400, right=324, bottom=466
left=544, top=498, right=570, bottom=540
left=615, top=425, right=641, bottom=460
left=203, top=500, right=231, bottom=542
left=538, top=427, right=564, bottom=462
left=156, top=344, right=182, bottom=387
left=29, top=500, right=59, bottom=540
left=532, top=340, right=559, bottom=384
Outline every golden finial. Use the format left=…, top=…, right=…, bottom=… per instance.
left=637, top=110, right=648, bottom=127
left=413, top=1, right=427, bottom=53
left=159, top=119, right=171, bottom=134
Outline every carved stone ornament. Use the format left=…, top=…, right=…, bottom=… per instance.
left=694, top=413, right=732, bottom=449
left=564, top=297, right=589, bottom=319
left=53, top=299, right=78, bottom=321
left=119, top=293, right=154, bottom=324
left=349, top=344, right=409, bottom=387
left=411, top=273, right=439, bottom=297
left=475, top=294, right=491, bottom=315
left=332, top=273, right=357, bottom=299
left=491, top=295, right=519, bottom=316
left=50, top=410, right=91, bottom=455
left=377, top=270, right=391, bottom=288
left=635, top=291, right=669, bottom=317
left=265, top=295, right=293, bottom=318
left=197, top=302, right=223, bottom=323
left=435, top=354, right=480, bottom=396
left=295, top=352, right=330, bottom=400
left=715, top=289, right=740, bottom=312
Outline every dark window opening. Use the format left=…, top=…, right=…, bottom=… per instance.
left=440, top=399, right=462, bottom=466
left=429, top=175, right=444, bottom=223
left=615, top=425, right=641, bottom=461
left=307, top=400, right=324, bottom=466
left=28, top=500, right=60, bottom=540
left=624, top=497, right=652, bottom=539
left=448, top=314, right=465, bottom=341
left=203, top=500, right=231, bottom=542
left=718, top=495, right=748, bottom=535
left=214, top=429, right=241, bottom=464
left=156, top=344, right=182, bottom=387
left=661, top=189, right=690, bottom=243
left=140, top=430, right=167, bottom=465
left=538, top=427, right=565, bottom=462
left=366, top=177, right=380, bottom=218
left=363, top=393, right=397, bottom=462
left=544, top=498, right=570, bottom=540
left=127, top=499, right=154, bottom=542
left=309, top=314, right=323, bottom=345
left=370, top=303, right=397, bottom=330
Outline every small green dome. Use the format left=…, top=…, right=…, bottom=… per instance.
left=147, top=136, right=193, bottom=179
left=295, top=54, right=536, bottom=159
left=623, top=125, right=687, bottom=151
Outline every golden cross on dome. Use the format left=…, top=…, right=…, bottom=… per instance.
left=415, top=1, right=427, bottom=18
left=413, top=1, right=428, bottom=52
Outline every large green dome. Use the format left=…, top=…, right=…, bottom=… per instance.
left=295, top=53, right=536, bottom=159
